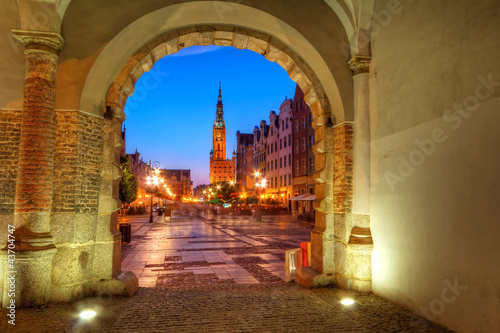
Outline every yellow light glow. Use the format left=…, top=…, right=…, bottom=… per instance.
left=154, top=169, right=159, bottom=175
left=260, top=195, right=264, bottom=199
left=341, top=299, right=355, bottom=305
left=230, top=181, right=234, bottom=185
left=79, top=310, right=97, bottom=319
left=254, top=171, right=260, bottom=177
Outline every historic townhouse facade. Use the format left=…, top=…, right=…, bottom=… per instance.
left=278, top=98, right=294, bottom=208
left=291, top=85, right=315, bottom=214
left=235, top=131, right=254, bottom=194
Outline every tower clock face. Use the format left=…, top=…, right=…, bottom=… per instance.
left=216, top=132, right=222, bottom=140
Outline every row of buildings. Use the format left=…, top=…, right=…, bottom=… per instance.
left=121, top=130, right=193, bottom=208
left=235, top=84, right=315, bottom=213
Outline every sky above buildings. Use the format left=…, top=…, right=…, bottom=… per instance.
left=123, top=45, right=297, bottom=186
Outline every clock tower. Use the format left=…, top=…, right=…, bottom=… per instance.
left=209, top=82, right=235, bottom=184
left=212, top=82, right=226, bottom=160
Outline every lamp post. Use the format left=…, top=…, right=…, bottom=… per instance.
left=146, top=163, right=163, bottom=223
left=253, top=172, right=266, bottom=221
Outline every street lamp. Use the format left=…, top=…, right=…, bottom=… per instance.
left=253, top=172, right=266, bottom=222
left=146, top=162, right=163, bottom=223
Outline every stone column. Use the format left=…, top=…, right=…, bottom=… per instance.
left=346, top=55, right=373, bottom=292
left=1, top=30, right=63, bottom=307
left=348, top=55, right=371, bottom=217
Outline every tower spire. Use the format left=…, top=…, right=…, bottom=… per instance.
left=214, top=81, right=225, bottom=127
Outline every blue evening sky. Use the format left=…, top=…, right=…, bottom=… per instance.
left=123, top=45, right=297, bottom=186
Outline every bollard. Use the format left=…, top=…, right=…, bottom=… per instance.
left=119, top=223, right=132, bottom=243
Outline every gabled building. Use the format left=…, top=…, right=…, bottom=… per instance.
left=160, top=169, right=193, bottom=202
left=291, top=85, right=315, bottom=215
left=235, top=131, right=254, bottom=194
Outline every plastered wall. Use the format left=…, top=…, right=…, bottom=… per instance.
left=370, top=1, right=500, bottom=332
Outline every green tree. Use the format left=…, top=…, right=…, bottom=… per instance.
left=119, top=155, right=138, bottom=204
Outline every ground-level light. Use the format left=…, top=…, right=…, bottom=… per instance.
left=341, top=299, right=355, bottom=305
left=79, top=310, right=97, bottom=319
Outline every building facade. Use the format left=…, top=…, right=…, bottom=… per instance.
left=209, top=83, right=235, bottom=184
left=266, top=111, right=280, bottom=200
left=278, top=98, right=294, bottom=208
left=235, top=131, right=254, bottom=194
left=291, top=85, right=315, bottom=214
left=160, top=169, right=193, bottom=202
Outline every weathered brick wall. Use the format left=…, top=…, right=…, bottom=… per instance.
left=334, top=123, right=354, bottom=214
left=52, top=112, right=78, bottom=212
left=0, top=110, right=21, bottom=214
left=52, top=111, right=103, bottom=214
left=76, top=114, right=103, bottom=214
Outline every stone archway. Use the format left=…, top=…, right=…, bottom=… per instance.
left=100, top=24, right=368, bottom=294
left=1, top=0, right=373, bottom=307
left=102, top=25, right=336, bottom=279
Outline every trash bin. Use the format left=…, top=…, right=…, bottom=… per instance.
left=158, top=209, right=162, bottom=216
left=165, top=209, right=171, bottom=217
left=119, top=223, right=131, bottom=243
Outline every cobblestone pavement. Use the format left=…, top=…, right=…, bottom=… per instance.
left=0, top=213, right=454, bottom=332
left=120, top=214, right=312, bottom=287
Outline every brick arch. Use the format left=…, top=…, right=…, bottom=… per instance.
left=105, top=25, right=331, bottom=128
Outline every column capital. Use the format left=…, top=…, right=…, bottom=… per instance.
left=11, top=29, right=64, bottom=53
left=348, top=55, right=371, bottom=75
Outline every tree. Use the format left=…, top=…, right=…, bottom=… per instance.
left=119, top=155, right=138, bottom=204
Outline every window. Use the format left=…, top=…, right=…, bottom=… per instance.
left=283, top=176, right=286, bottom=186
left=271, top=178, right=273, bottom=188
left=280, top=139, right=282, bottom=150
left=280, top=175, right=283, bottom=187
left=283, top=139, right=287, bottom=148
left=301, top=116, right=306, bottom=130
left=271, top=144, right=273, bottom=153
left=296, top=101, right=299, bottom=110
left=302, top=159, right=306, bottom=175
left=301, top=138, right=306, bottom=152
left=289, top=174, right=292, bottom=185
left=275, top=142, right=278, bottom=152
left=295, top=161, right=299, bottom=176
left=284, top=157, right=286, bottom=167
left=309, top=157, right=314, bottom=173
left=280, top=157, right=283, bottom=168
left=289, top=154, right=292, bottom=166
left=275, top=177, right=277, bottom=189
left=295, top=120, right=298, bottom=133
left=286, top=118, right=289, bottom=129
left=295, top=141, right=299, bottom=154
left=309, top=134, right=314, bottom=149
left=275, top=159, right=277, bottom=170
left=309, top=112, right=313, bottom=125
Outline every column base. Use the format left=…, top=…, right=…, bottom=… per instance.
left=1, top=246, right=57, bottom=307
left=91, top=270, right=138, bottom=297
left=295, top=266, right=336, bottom=289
